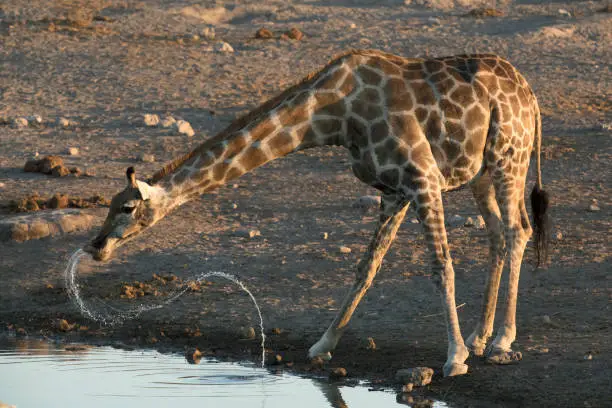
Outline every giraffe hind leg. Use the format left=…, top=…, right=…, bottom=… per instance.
left=308, top=194, right=409, bottom=360
left=466, top=172, right=506, bottom=356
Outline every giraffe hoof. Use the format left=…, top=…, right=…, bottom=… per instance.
left=443, top=362, right=468, bottom=377
left=486, top=350, right=522, bottom=365
left=308, top=351, right=332, bottom=361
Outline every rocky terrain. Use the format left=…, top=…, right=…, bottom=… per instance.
left=0, top=1, right=610, bottom=407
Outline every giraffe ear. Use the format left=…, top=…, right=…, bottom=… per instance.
left=126, top=167, right=137, bottom=187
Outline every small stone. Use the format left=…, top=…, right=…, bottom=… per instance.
left=12, top=117, right=28, bottom=129
left=474, top=215, right=486, bottom=229
left=83, top=169, right=96, bottom=177
left=70, top=167, right=82, bottom=176
left=138, top=153, right=155, bottom=163
left=174, top=120, right=195, bottom=137
left=395, top=367, right=434, bottom=387
left=185, top=348, right=203, bottom=364
left=24, top=159, right=41, bottom=173
left=47, top=193, right=70, bottom=209
left=349, top=22, right=357, bottom=29
left=284, top=27, right=303, bottom=40
left=588, top=203, right=600, bottom=212
left=160, top=116, right=176, bottom=128
left=51, top=165, right=71, bottom=177
left=231, top=203, right=238, bottom=209
left=39, top=156, right=65, bottom=174
left=274, top=354, right=283, bottom=364
left=191, top=34, right=200, bottom=41
left=555, top=231, right=563, bottom=241
left=0, top=182, right=5, bottom=190
left=397, top=393, right=414, bottom=404
left=143, top=113, right=160, bottom=127
left=56, top=319, right=75, bottom=332
left=464, top=216, right=475, bottom=227
left=352, top=195, right=381, bottom=210
left=321, top=232, right=329, bottom=240
left=366, top=337, right=376, bottom=350
left=27, top=115, right=43, bottom=125
left=67, top=147, right=79, bottom=156
left=409, top=218, right=419, bottom=224
left=214, top=41, right=234, bottom=53
left=583, top=352, right=593, bottom=360
left=271, top=327, right=282, bottom=335
left=57, top=117, right=72, bottom=127
left=447, top=214, right=464, bottom=227
left=201, top=26, right=215, bottom=40
left=339, top=246, right=351, bottom=254
left=255, top=27, right=274, bottom=39
left=239, top=326, right=256, bottom=340
left=558, top=8, right=571, bottom=17
left=329, top=367, right=347, bottom=379
left=401, top=383, right=414, bottom=392
left=235, top=229, right=261, bottom=239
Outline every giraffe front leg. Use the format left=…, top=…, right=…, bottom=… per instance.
left=308, top=196, right=409, bottom=361
left=416, top=189, right=469, bottom=377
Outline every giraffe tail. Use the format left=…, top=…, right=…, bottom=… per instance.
left=530, top=103, right=550, bottom=268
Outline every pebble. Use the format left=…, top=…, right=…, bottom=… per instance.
left=55, top=319, right=75, bottom=332
left=284, top=27, right=304, bottom=41
left=235, top=229, right=261, bottom=239
left=51, top=165, right=71, bottom=177
left=583, top=352, right=593, bottom=360
left=0, top=182, right=5, bottom=189
left=409, top=217, right=419, bottom=224
left=588, top=202, right=600, bottom=212
left=201, top=26, right=215, bottom=40
left=27, top=115, right=43, bottom=124
left=395, top=367, right=434, bottom=386
left=160, top=116, right=176, bottom=128
left=56, top=117, right=73, bottom=127
left=329, top=367, right=347, bottom=379
left=555, top=231, right=563, bottom=241
left=143, top=113, right=160, bottom=127
left=366, top=337, right=376, bottom=350
left=185, top=348, right=202, bottom=364
left=174, top=120, right=195, bottom=137
left=67, top=147, right=79, bottom=156
left=239, top=326, right=256, bottom=340
left=214, top=41, right=234, bottom=53
left=464, top=216, right=475, bottom=227
left=447, top=214, right=464, bottom=227
left=401, top=383, right=414, bottom=392
left=558, top=8, right=571, bottom=17
left=349, top=22, right=357, bottom=29
left=138, top=153, right=155, bottom=163
left=12, top=117, right=28, bottom=129
left=474, top=215, right=486, bottom=229
left=255, top=27, right=274, bottom=39
left=321, top=232, right=329, bottom=240
left=352, top=195, right=381, bottom=210
left=339, top=246, right=352, bottom=254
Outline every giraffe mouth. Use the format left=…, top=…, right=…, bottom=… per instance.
left=84, top=235, right=120, bottom=261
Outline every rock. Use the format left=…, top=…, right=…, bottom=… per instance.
left=555, top=230, right=563, bottom=241
left=238, top=326, right=256, bottom=340
left=464, top=216, right=475, bottom=227
left=0, top=182, right=5, bottom=189
left=558, top=8, right=571, bottom=17
left=538, top=25, right=576, bottom=39
left=67, top=147, right=79, bottom=156
left=409, top=217, right=420, bottom=224
left=583, top=352, right=593, bottom=360
left=143, top=113, right=160, bottom=127
left=366, top=337, right=376, bottom=350
left=57, top=117, right=73, bottom=127
left=174, top=120, right=195, bottom=137
left=214, top=41, right=234, bottom=53
left=339, top=246, right=352, bottom=254
left=465, top=8, right=504, bottom=18
left=255, top=27, right=274, bottom=39
left=56, top=319, right=75, bottom=332
left=160, top=116, right=176, bottom=128
left=51, top=165, right=71, bottom=177
left=24, top=159, right=41, bottom=173
left=138, top=153, right=155, bottom=163
left=274, top=354, right=283, bottom=364
left=12, top=117, right=28, bottom=129
left=474, top=215, right=486, bottom=229
left=27, top=115, right=43, bottom=125
left=352, top=195, right=381, bottom=210
left=185, top=348, right=203, bottom=364
left=47, top=193, right=70, bottom=209
left=0, top=209, right=97, bottom=242
left=395, top=367, right=434, bottom=387
left=329, top=367, right=347, bottom=379
left=235, top=229, right=261, bottom=239
left=83, top=169, right=96, bottom=177
left=70, top=167, right=82, bottom=176
left=284, top=27, right=304, bottom=40
left=321, top=232, right=329, bottom=240
left=588, top=202, right=600, bottom=212
left=401, top=383, right=414, bottom=392
left=201, top=26, right=215, bottom=40
left=39, top=156, right=64, bottom=174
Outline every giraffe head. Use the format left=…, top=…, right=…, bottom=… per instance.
left=85, top=167, right=166, bottom=261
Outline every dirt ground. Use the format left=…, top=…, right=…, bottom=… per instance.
left=0, top=1, right=610, bottom=407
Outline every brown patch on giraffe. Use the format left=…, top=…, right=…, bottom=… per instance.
left=368, top=121, right=387, bottom=144
left=356, top=65, right=382, bottom=86
left=360, top=87, right=381, bottom=104
left=415, top=107, right=429, bottom=123
left=390, top=114, right=421, bottom=145
left=464, top=105, right=487, bottom=129
left=433, top=76, right=456, bottom=96
left=227, top=134, right=250, bottom=155
left=313, top=118, right=343, bottom=135
left=403, top=67, right=426, bottom=81
left=351, top=99, right=383, bottom=121
left=385, top=81, right=414, bottom=112
left=225, top=167, right=243, bottom=181
left=454, top=155, right=470, bottom=168
left=425, top=59, right=445, bottom=74
left=411, top=81, right=437, bottom=106
left=473, top=79, right=488, bottom=99
left=239, top=146, right=268, bottom=171
left=429, top=71, right=447, bottom=83
left=499, top=77, right=517, bottom=94
left=269, top=132, right=296, bottom=156
left=442, top=140, right=462, bottom=162
left=368, top=56, right=404, bottom=77
left=347, top=116, right=369, bottom=148
left=338, top=72, right=357, bottom=95
left=212, top=161, right=230, bottom=181
left=352, top=150, right=377, bottom=184
left=439, top=98, right=463, bottom=120
left=412, top=141, right=434, bottom=164
left=279, top=103, right=310, bottom=126
left=425, top=112, right=443, bottom=140
left=250, top=119, right=278, bottom=141
left=509, top=95, right=521, bottom=116
left=379, top=168, right=401, bottom=187
left=429, top=143, right=445, bottom=165
left=316, top=67, right=349, bottom=90
left=386, top=139, right=410, bottom=165
left=450, top=85, right=476, bottom=106
left=172, top=168, right=191, bottom=185
left=446, top=120, right=467, bottom=143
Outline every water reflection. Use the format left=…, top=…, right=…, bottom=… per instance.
left=0, top=337, right=447, bottom=408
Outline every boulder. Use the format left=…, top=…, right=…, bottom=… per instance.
left=395, top=367, right=434, bottom=386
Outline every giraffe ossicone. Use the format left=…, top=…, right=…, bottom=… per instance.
left=86, top=49, right=550, bottom=377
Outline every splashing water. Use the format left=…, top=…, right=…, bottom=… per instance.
left=64, top=249, right=267, bottom=367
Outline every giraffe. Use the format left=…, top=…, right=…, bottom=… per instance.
left=85, top=49, right=550, bottom=377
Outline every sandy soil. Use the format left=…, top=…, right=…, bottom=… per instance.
left=0, top=1, right=610, bottom=407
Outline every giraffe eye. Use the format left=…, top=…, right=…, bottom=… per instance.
left=121, top=204, right=136, bottom=214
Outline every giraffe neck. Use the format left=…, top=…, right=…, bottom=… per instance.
left=152, top=62, right=353, bottom=212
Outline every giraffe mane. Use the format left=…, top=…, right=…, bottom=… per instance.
left=149, top=49, right=381, bottom=185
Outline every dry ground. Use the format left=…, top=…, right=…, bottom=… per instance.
left=0, top=1, right=610, bottom=407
